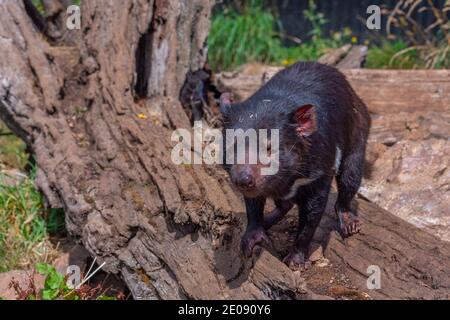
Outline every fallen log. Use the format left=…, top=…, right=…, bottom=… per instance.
left=336, top=45, right=368, bottom=69
left=313, top=44, right=368, bottom=69
left=316, top=195, right=450, bottom=299
left=317, top=44, right=352, bottom=66
left=1, top=1, right=449, bottom=300
left=265, top=193, right=450, bottom=299
left=344, top=69, right=450, bottom=114
left=217, top=67, right=450, bottom=115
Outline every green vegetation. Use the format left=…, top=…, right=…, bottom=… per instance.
left=36, top=263, right=67, bottom=300
left=208, top=1, right=282, bottom=70
left=7, top=263, right=121, bottom=300
left=0, top=122, right=65, bottom=272
left=0, top=124, right=27, bottom=170
left=31, top=0, right=81, bottom=13
left=31, top=0, right=44, bottom=13
left=0, top=165, right=62, bottom=272
left=365, top=40, right=422, bottom=69
left=208, top=0, right=449, bottom=72
left=383, top=0, right=449, bottom=69
left=208, top=0, right=351, bottom=71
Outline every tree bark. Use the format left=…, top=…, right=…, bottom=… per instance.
left=1, top=0, right=449, bottom=300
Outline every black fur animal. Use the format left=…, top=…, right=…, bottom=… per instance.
left=220, top=62, right=371, bottom=271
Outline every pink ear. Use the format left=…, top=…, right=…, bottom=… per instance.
left=293, top=104, right=317, bottom=137
left=219, top=92, right=234, bottom=113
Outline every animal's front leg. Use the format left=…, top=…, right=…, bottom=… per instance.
left=241, top=197, right=270, bottom=257
left=263, top=199, right=294, bottom=230
left=283, top=177, right=332, bottom=271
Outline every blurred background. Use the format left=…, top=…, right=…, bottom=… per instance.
left=208, top=0, right=450, bottom=71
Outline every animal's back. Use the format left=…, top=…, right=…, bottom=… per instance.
left=253, top=61, right=370, bottom=153
left=260, top=62, right=350, bottom=102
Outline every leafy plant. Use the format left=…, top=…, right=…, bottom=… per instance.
left=8, top=263, right=123, bottom=300
left=36, top=263, right=67, bottom=300
left=303, top=0, right=328, bottom=41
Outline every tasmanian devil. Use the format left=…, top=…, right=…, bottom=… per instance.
left=220, top=62, right=370, bottom=271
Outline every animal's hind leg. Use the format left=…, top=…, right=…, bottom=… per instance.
left=335, top=142, right=366, bottom=237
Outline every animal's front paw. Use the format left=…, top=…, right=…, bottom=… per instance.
left=283, top=251, right=311, bottom=271
left=241, top=227, right=271, bottom=258
left=338, top=211, right=362, bottom=237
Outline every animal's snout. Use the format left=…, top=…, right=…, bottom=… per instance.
left=235, top=172, right=255, bottom=190
left=231, top=165, right=258, bottom=191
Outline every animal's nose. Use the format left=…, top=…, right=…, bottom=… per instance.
left=236, top=173, right=255, bottom=189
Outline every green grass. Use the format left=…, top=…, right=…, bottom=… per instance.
left=1, top=121, right=65, bottom=272
left=365, top=40, right=423, bottom=69
left=0, top=123, right=27, bottom=171
left=208, top=1, right=445, bottom=72
left=208, top=1, right=281, bottom=71
left=208, top=1, right=355, bottom=71
left=0, top=166, right=61, bottom=272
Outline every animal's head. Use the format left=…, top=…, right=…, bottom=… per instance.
left=220, top=92, right=317, bottom=199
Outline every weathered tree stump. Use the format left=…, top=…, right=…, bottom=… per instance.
left=1, top=0, right=449, bottom=300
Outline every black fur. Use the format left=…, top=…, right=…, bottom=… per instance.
left=221, top=62, right=371, bottom=270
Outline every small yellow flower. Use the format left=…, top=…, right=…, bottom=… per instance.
left=281, top=58, right=295, bottom=66
left=351, top=36, right=358, bottom=44
left=137, top=113, right=148, bottom=120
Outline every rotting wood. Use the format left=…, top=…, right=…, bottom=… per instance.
left=1, top=0, right=449, bottom=300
